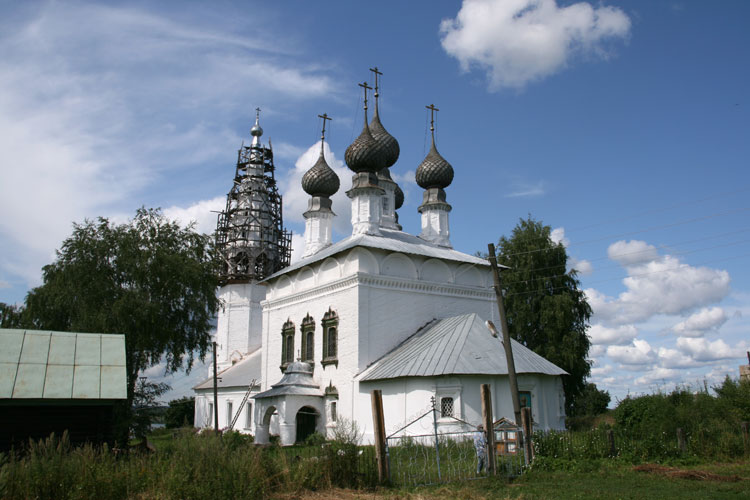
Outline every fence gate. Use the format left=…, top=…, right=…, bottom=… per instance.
left=385, top=397, right=526, bottom=486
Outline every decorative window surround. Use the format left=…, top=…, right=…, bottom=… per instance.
left=301, top=313, right=315, bottom=364
left=280, top=319, right=295, bottom=371
left=435, top=384, right=462, bottom=423
left=321, top=307, right=339, bottom=368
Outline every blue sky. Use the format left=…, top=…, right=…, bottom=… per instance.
left=1, top=0, right=748, bottom=403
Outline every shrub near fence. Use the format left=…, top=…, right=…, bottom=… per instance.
left=533, top=423, right=748, bottom=465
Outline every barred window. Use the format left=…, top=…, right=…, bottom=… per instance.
left=245, top=402, right=253, bottom=429
left=226, top=401, right=233, bottom=427
left=301, top=313, right=315, bottom=363
left=321, top=308, right=339, bottom=367
left=440, top=397, right=454, bottom=418
left=281, top=319, right=295, bottom=369
left=330, top=401, right=337, bottom=422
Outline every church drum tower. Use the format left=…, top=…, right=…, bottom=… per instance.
left=214, top=110, right=292, bottom=370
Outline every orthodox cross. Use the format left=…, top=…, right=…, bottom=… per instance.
left=255, top=107, right=261, bottom=120
left=318, top=112, right=332, bottom=151
left=358, top=81, right=372, bottom=120
left=369, top=67, right=383, bottom=98
left=426, top=103, right=439, bottom=138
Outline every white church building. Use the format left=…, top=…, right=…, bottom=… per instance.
left=194, top=75, right=566, bottom=445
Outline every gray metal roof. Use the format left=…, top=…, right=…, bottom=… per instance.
left=360, top=313, right=567, bottom=381
left=193, top=347, right=261, bottom=390
left=264, top=228, right=494, bottom=282
left=253, top=361, right=323, bottom=399
left=0, top=329, right=127, bottom=400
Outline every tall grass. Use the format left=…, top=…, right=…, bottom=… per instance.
left=0, top=430, right=378, bottom=500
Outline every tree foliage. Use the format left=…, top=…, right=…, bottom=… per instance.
left=23, top=208, right=220, bottom=402
left=165, top=396, right=196, bottom=428
left=497, top=216, right=592, bottom=414
left=570, top=383, right=611, bottom=417
left=0, top=302, right=26, bottom=328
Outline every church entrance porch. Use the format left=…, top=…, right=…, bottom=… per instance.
left=295, top=406, right=319, bottom=443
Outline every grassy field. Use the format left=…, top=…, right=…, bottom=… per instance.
left=274, top=461, right=750, bottom=500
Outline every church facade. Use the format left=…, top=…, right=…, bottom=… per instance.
left=194, top=75, right=566, bottom=444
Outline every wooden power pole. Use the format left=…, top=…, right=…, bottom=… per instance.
left=371, top=390, right=389, bottom=483
left=213, top=341, right=219, bottom=434
left=487, top=243, right=523, bottom=427
left=481, top=384, right=496, bottom=475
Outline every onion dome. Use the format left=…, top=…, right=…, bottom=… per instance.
left=345, top=81, right=387, bottom=173
left=416, top=139, right=454, bottom=189
left=370, top=110, right=400, bottom=168
left=345, top=121, right=387, bottom=173
left=394, top=184, right=404, bottom=210
left=250, top=108, right=263, bottom=146
left=302, top=149, right=340, bottom=197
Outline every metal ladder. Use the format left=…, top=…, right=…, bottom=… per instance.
left=229, top=378, right=257, bottom=430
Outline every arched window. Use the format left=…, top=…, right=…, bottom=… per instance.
left=281, top=319, right=295, bottom=370
left=301, top=313, right=315, bottom=363
left=321, top=307, right=339, bottom=368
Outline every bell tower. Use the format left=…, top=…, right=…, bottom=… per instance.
left=214, top=109, right=292, bottom=370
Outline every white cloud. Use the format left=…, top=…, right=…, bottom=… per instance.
left=676, top=337, right=746, bottom=362
left=607, top=240, right=660, bottom=266
left=570, top=257, right=593, bottom=275
left=587, top=241, right=730, bottom=325
left=589, top=323, right=638, bottom=346
left=550, top=227, right=569, bottom=247
left=290, top=233, right=306, bottom=264
left=505, top=180, right=546, bottom=198
left=656, top=347, right=700, bottom=369
left=163, top=196, right=225, bottom=236
left=671, top=307, right=727, bottom=338
left=0, top=2, right=338, bottom=291
left=607, top=338, right=655, bottom=365
left=279, top=141, right=352, bottom=237
left=440, top=0, right=631, bottom=90
left=634, top=367, right=681, bottom=387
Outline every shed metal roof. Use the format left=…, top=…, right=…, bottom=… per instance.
left=193, top=347, right=261, bottom=390
left=0, top=329, right=127, bottom=400
left=264, top=228, right=495, bottom=282
left=359, top=313, right=567, bottom=381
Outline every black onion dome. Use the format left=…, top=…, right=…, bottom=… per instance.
left=345, top=123, right=387, bottom=173
left=416, top=141, right=454, bottom=189
left=302, top=150, right=340, bottom=197
left=394, top=184, right=404, bottom=209
left=369, top=111, right=400, bottom=169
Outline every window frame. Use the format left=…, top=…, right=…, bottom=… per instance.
left=280, top=319, right=295, bottom=371
left=321, top=308, right=339, bottom=368
left=300, top=313, right=315, bottom=363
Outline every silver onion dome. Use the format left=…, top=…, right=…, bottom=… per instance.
left=416, top=140, right=454, bottom=189
left=345, top=122, right=387, bottom=173
left=250, top=108, right=263, bottom=146
left=302, top=149, right=340, bottom=197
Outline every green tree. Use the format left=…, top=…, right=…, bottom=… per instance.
left=24, top=208, right=220, bottom=412
left=570, top=382, right=611, bottom=416
left=0, top=302, right=26, bottom=328
left=497, top=216, right=592, bottom=414
left=165, top=396, right=196, bottom=428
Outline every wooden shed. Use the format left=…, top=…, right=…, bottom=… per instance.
left=0, top=329, right=127, bottom=450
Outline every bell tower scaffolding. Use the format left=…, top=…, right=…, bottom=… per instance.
left=214, top=109, right=292, bottom=370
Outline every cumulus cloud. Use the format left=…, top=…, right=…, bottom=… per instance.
left=589, top=323, right=638, bottom=346
left=163, top=196, right=225, bottom=236
left=440, top=0, right=631, bottom=90
left=278, top=141, right=352, bottom=238
left=569, top=257, right=593, bottom=275
left=671, top=307, right=727, bottom=338
left=550, top=227, right=569, bottom=247
left=676, top=337, right=746, bottom=362
left=634, top=367, right=681, bottom=387
left=656, top=347, right=700, bottom=369
left=587, top=241, right=730, bottom=325
left=607, top=339, right=655, bottom=365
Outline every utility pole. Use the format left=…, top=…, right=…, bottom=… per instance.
left=213, top=341, right=219, bottom=434
left=487, top=243, right=522, bottom=427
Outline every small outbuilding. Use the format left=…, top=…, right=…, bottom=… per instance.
left=0, top=328, right=127, bottom=450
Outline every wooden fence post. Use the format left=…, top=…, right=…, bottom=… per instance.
left=607, top=430, right=616, bottom=457
left=521, top=407, right=533, bottom=463
left=742, top=422, right=749, bottom=456
left=480, top=384, right=496, bottom=475
left=676, top=428, right=687, bottom=453
left=371, top=390, right=389, bottom=484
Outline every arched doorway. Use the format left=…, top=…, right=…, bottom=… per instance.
left=295, top=406, right=318, bottom=443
